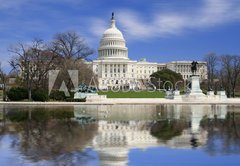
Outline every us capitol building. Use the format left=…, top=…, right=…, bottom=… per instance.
left=88, top=14, right=207, bottom=90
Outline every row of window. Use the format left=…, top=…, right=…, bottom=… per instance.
left=105, top=68, right=126, bottom=73
left=104, top=64, right=126, bottom=73
left=137, top=70, right=155, bottom=74
left=137, top=66, right=156, bottom=69
left=103, top=34, right=121, bottom=38
left=103, top=73, right=150, bottom=79
left=99, top=49, right=127, bottom=57
left=157, top=67, right=166, bottom=70
left=103, top=69, right=155, bottom=74
left=102, top=80, right=128, bottom=85
left=101, top=79, right=145, bottom=85
left=104, top=64, right=126, bottom=67
left=101, top=40, right=125, bottom=46
left=104, top=74, right=135, bottom=78
left=177, top=69, right=193, bottom=73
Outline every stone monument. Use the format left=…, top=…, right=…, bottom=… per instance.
left=74, top=83, right=106, bottom=102
left=174, top=61, right=228, bottom=102
left=217, top=85, right=227, bottom=100
left=173, top=85, right=182, bottom=100
left=188, top=61, right=205, bottom=96
left=182, top=61, right=206, bottom=101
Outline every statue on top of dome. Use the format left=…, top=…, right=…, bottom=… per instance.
left=112, top=12, right=114, bottom=20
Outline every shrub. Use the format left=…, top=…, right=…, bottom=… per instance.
left=32, top=89, right=49, bottom=101
left=7, top=87, right=28, bottom=101
left=49, top=90, right=67, bottom=101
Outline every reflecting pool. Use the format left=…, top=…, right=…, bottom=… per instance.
left=0, top=104, right=240, bottom=166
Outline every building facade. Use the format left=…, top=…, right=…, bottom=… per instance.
left=90, top=14, right=207, bottom=90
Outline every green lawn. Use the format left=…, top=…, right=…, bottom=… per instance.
left=98, top=90, right=165, bottom=98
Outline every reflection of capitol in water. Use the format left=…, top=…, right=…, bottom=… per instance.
left=73, top=104, right=228, bottom=166
left=93, top=120, right=157, bottom=166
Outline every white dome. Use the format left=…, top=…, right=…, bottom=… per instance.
left=103, top=26, right=123, bottom=38
left=98, top=14, right=128, bottom=60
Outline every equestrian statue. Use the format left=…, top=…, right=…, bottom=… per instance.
left=191, top=61, right=198, bottom=75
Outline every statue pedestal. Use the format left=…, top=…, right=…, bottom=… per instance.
left=182, top=75, right=206, bottom=101
left=207, top=91, right=214, bottom=96
left=188, top=75, right=205, bottom=96
left=217, top=91, right=227, bottom=100
left=165, top=90, right=174, bottom=99
left=174, top=90, right=180, bottom=95
left=74, top=92, right=107, bottom=102
left=207, top=91, right=215, bottom=99
left=174, top=90, right=182, bottom=100
left=86, top=94, right=107, bottom=102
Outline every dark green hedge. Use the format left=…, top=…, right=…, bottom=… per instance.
left=32, top=89, right=49, bottom=101
left=7, top=87, right=28, bottom=101
left=49, top=90, right=66, bottom=101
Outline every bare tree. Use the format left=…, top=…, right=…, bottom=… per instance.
left=9, top=39, right=58, bottom=100
left=51, top=31, right=94, bottom=60
left=204, top=53, right=218, bottom=89
left=8, top=32, right=95, bottom=99
left=50, top=31, right=95, bottom=91
left=0, top=62, right=7, bottom=101
left=220, top=55, right=240, bottom=97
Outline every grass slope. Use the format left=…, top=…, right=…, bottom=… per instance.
left=98, top=90, right=165, bottom=98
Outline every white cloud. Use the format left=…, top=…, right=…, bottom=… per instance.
left=0, top=0, right=82, bottom=9
left=117, top=10, right=155, bottom=38
left=89, top=18, right=108, bottom=37
left=0, top=0, right=29, bottom=9
left=194, top=0, right=239, bottom=27
left=90, top=0, right=240, bottom=40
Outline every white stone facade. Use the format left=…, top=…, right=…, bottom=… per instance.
left=166, top=61, right=207, bottom=80
left=89, top=15, right=207, bottom=90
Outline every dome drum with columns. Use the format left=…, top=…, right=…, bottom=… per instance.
left=89, top=13, right=208, bottom=90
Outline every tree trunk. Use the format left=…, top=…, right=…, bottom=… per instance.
left=232, top=87, right=235, bottom=98
left=28, top=88, right=32, bottom=101
left=3, top=86, right=6, bottom=101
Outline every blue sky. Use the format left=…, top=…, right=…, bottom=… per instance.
left=1, top=0, right=240, bottom=71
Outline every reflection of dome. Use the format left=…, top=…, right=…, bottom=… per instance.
left=98, top=147, right=128, bottom=166
left=98, top=13, right=128, bottom=60
left=93, top=120, right=158, bottom=166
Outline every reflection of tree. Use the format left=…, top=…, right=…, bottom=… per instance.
left=150, top=120, right=188, bottom=141
left=6, top=106, right=75, bottom=122
left=2, top=107, right=98, bottom=163
left=0, top=106, right=6, bottom=140
left=19, top=120, right=97, bottom=162
left=201, top=112, right=240, bottom=155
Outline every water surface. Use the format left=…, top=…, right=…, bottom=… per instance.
left=0, top=104, right=240, bottom=166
